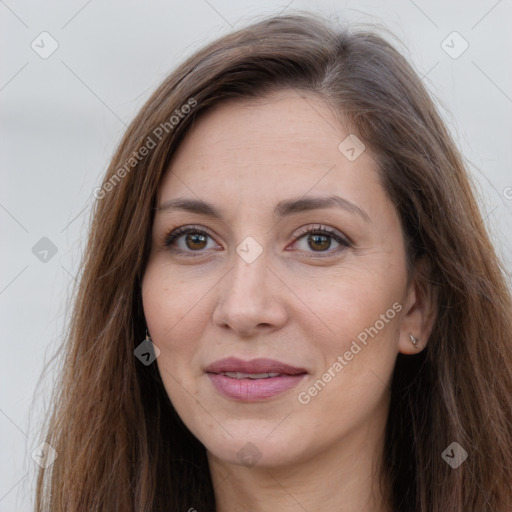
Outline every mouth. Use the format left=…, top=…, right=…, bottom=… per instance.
left=204, top=357, right=308, bottom=401
left=215, top=371, right=282, bottom=379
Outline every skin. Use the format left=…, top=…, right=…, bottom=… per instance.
left=142, top=89, right=435, bottom=512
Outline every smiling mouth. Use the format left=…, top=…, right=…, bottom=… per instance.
left=204, top=357, right=308, bottom=401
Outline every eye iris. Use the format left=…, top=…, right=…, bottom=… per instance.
left=308, top=233, right=331, bottom=251
left=186, top=232, right=207, bottom=250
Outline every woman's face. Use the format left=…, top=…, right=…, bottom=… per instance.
left=142, top=89, right=423, bottom=470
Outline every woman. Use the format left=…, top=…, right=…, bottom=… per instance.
left=34, top=12, right=512, bottom=512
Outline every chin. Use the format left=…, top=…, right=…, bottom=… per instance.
left=195, top=421, right=309, bottom=469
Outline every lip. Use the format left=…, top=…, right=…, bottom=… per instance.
left=205, top=357, right=307, bottom=375
left=204, top=357, right=308, bottom=401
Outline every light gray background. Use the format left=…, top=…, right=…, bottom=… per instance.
left=1, top=1, right=511, bottom=510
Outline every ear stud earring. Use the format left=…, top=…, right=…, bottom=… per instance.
left=409, top=333, right=420, bottom=349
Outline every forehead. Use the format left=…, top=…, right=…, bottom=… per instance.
left=158, top=90, right=383, bottom=216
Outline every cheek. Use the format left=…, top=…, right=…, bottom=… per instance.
left=295, top=278, right=402, bottom=423
left=288, top=260, right=405, bottom=351
left=289, top=266, right=406, bottom=412
left=142, top=259, right=206, bottom=340
left=141, top=266, right=197, bottom=415
left=142, top=262, right=188, bottom=365
left=141, top=259, right=212, bottom=390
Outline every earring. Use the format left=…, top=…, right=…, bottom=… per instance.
left=145, top=329, right=151, bottom=341
left=409, top=333, right=420, bottom=349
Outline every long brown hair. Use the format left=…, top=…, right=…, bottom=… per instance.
left=34, top=12, right=512, bottom=511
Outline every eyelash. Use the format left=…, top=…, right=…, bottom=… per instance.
left=163, top=224, right=352, bottom=258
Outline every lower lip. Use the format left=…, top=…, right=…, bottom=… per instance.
left=207, top=373, right=306, bottom=401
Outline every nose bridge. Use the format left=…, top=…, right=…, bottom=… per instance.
left=225, top=244, right=269, bottom=306
left=213, top=242, right=286, bottom=334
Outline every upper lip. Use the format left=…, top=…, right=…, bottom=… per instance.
left=204, top=357, right=307, bottom=375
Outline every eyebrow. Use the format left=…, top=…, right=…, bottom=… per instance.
left=157, top=194, right=370, bottom=223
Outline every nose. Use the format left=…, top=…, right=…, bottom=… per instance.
left=212, top=248, right=288, bottom=337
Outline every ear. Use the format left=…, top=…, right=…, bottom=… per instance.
left=398, top=257, right=437, bottom=354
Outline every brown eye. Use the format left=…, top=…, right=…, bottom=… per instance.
left=292, top=225, right=351, bottom=256
left=184, top=232, right=208, bottom=250
left=164, top=226, right=218, bottom=255
left=307, top=233, right=332, bottom=252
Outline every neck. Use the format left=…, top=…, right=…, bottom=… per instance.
left=207, top=420, right=392, bottom=512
